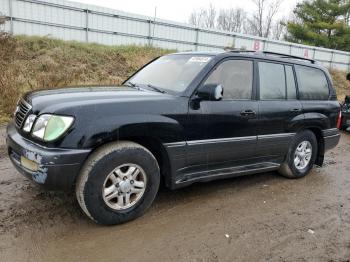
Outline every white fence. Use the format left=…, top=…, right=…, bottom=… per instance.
left=1, top=0, right=350, bottom=71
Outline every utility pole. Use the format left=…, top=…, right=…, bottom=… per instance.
left=151, top=6, right=157, bottom=46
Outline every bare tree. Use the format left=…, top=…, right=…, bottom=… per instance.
left=204, top=4, right=216, bottom=29
left=247, top=0, right=264, bottom=37
left=217, top=8, right=247, bottom=33
left=247, top=0, right=283, bottom=38
left=188, top=1, right=286, bottom=40
left=188, top=4, right=216, bottom=29
left=271, top=19, right=286, bottom=40
left=189, top=9, right=206, bottom=28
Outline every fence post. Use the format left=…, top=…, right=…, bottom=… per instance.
left=8, top=0, right=13, bottom=34
left=232, top=34, right=236, bottom=49
left=194, top=28, right=199, bottom=51
left=330, top=51, right=334, bottom=69
left=85, top=9, right=89, bottom=43
left=289, top=44, right=292, bottom=55
left=148, top=20, right=152, bottom=46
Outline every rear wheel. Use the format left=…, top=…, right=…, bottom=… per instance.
left=278, top=130, right=317, bottom=179
left=76, top=141, right=160, bottom=225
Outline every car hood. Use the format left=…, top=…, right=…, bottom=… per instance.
left=23, top=86, right=175, bottom=114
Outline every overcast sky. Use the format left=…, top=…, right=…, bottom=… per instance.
left=72, top=0, right=299, bottom=23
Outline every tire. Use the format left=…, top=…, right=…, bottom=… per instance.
left=278, top=130, right=318, bottom=179
left=76, top=141, right=160, bottom=225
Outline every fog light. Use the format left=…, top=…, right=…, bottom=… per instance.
left=20, top=156, right=39, bottom=172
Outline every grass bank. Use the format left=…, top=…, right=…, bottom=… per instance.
left=0, top=35, right=349, bottom=124
left=0, top=35, right=171, bottom=123
left=329, top=69, right=350, bottom=101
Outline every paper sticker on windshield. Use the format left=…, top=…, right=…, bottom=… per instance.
left=188, top=57, right=211, bottom=63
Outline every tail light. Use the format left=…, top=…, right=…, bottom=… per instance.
left=337, top=110, right=342, bottom=129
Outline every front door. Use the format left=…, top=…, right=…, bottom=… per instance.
left=186, top=59, right=259, bottom=168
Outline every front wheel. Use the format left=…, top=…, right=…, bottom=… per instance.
left=76, top=141, right=160, bottom=225
left=278, top=130, right=317, bottom=179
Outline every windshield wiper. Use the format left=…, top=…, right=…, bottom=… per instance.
left=124, top=81, right=147, bottom=92
left=124, top=81, right=138, bottom=88
left=124, top=82, right=165, bottom=93
left=146, top=84, right=165, bottom=93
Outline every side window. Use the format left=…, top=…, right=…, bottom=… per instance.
left=204, top=60, right=253, bottom=100
left=285, top=65, right=297, bottom=99
left=295, top=65, right=329, bottom=100
left=259, top=62, right=286, bottom=100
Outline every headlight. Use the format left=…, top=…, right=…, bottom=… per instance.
left=23, top=114, right=37, bottom=133
left=32, top=114, right=74, bottom=141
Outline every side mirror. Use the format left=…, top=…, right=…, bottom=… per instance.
left=197, top=84, right=223, bottom=101
left=347, top=73, right=350, bottom=81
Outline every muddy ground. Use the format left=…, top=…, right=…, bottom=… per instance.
left=0, top=125, right=350, bottom=262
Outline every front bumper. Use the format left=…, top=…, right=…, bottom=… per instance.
left=6, top=122, right=91, bottom=190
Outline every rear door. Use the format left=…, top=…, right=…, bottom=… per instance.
left=256, top=61, right=304, bottom=160
left=294, top=65, right=339, bottom=130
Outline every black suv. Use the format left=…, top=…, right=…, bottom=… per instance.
left=7, top=51, right=341, bottom=225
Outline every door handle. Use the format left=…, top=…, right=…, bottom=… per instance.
left=290, top=108, right=302, bottom=113
left=240, top=109, right=256, bottom=118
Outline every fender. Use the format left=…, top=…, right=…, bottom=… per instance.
left=302, top=112, right=331, bottom=130
left=301, top=113, right=334, bottom=167
left=62, top=114, right=187, bottom=149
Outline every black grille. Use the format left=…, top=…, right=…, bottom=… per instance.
left=15, top=99, right=32, bottom=128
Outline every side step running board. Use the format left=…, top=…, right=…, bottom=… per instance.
left=175, top=162, right=280, bottom=186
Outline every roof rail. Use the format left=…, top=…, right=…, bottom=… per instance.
left=228, top=49, right=316, bottom=64
left=258, top=51, right=316, bottom=64
left=228, top=50, right=256, bottom=53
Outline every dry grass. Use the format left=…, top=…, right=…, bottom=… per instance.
left=0, top=33, right=19, bottom=123
left=0, top=35, right=172, bottom=123
left=329, top=69, right=350, bottom=101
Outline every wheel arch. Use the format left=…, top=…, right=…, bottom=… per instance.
left=123, top=136, right=172, bottom=187
left=303, top=127, right=325, bottom=166
left=79, top=136, right=173, bottom=188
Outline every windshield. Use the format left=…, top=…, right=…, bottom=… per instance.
left=127, top=54, right=212, bottom=93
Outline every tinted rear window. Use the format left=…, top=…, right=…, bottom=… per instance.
left=295, top=66, right=329, bottom=100
left=258, top=62, right=285, bottom=100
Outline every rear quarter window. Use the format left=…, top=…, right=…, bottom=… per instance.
left=295, top=65, right=329, bottom=100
